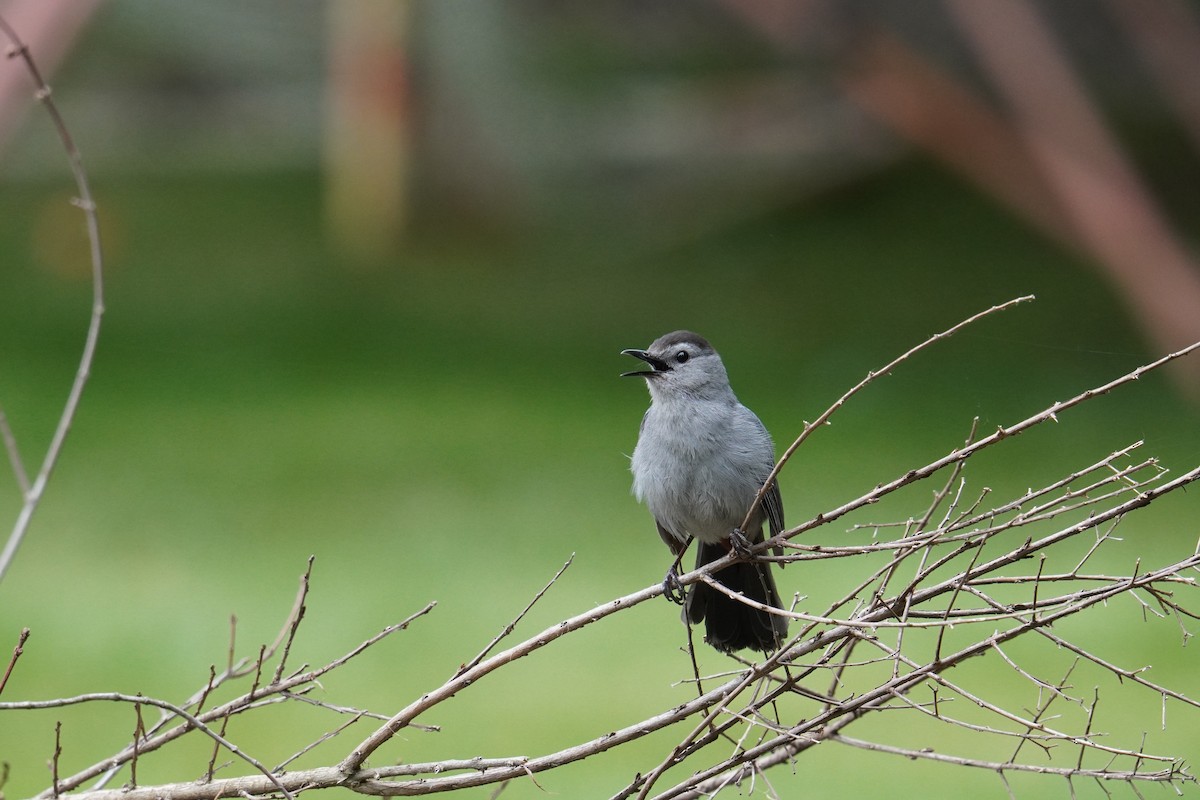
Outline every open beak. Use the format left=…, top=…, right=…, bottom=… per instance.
left=621, top=348, right=671, bottom=377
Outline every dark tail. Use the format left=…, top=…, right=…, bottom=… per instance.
left=685, top=539, right=787, bottom=653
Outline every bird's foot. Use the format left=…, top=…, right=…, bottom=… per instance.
left=663, top=567, right=686, bottom=604
left=729, top=528, right=755, bottom=559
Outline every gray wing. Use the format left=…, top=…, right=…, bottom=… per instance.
left=762, top=475, right=784, bottom=538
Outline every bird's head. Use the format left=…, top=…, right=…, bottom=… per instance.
left=621, top=330, right=733, bottom=402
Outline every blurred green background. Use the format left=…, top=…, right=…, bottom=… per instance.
left=1, top=2, right=1199, bottom=799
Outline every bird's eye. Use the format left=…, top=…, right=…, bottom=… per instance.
left=675, top=350, right=689, bottom=364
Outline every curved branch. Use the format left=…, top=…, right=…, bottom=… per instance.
left=0, top=13, right=105, bottom=584
left=740, top=295, right=1036, bottom=534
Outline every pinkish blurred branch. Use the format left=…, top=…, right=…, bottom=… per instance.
left=944, top=0, right=1200, bottom=395
left=722, top=0, right=1200, bottom=396
left=0, top=0, right=98, bottom=155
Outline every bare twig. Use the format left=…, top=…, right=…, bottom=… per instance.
left=273, top=711, right=366, bottom=773
left=829, top=735, right=1184, bottom=782
left=456, top=553, right=574, bottom=676
left=51, top=721, right=62, bottom=799
left=740, top=295, right=1036, bottom=534
left=0, top=409, right=30, bottom=495
left=338, top=584, right=662, bottom=774
left=0, top=627, right=30, bottom=697
left=272, top=556, right=315, bottom=684
left=129, top=701, right=144, bottom=788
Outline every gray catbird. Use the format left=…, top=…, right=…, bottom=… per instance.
left=622, top=330, right=788, bottom=653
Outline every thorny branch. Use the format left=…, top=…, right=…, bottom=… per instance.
left=739, top=294, right=1036, bottom=536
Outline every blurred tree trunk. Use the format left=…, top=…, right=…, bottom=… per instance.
left=323, top=0, right=412, bottom=267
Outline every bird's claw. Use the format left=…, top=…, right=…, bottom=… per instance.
left=663, top=568, right=686, bottom=604
left=729, top=527, right=755, bottom=559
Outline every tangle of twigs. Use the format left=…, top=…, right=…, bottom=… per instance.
left=0, top=319, right=1195, bottom=800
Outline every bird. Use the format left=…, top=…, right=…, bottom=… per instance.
left=622, top=330, right=787, bottom=653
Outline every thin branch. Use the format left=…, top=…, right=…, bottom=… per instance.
left=456, top=553, right=574, bottom=677
left=273, top=711, right=366, bottom=773
left=129, top=701, right=145, bottom=788
left=272, top=556, right=315, bottom=683
left=280, top=692, right=392, bottom=723
left=51, top=721, right=62, bottom=799
left=0, top=13, right=106, bottom=584
left=740, top=295, right=1036, bottom=534
left=339, top=585, right=660, bottom=773
left=0, top=409, right=30, bottom=495
left=1034, top=628, right=1200, bottom=711
left=829, top=735, right=1185, bottom=783
left=0, top=626, right=30, bottom=696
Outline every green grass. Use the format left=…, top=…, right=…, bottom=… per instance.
left=1, top=163, right=1197, bottom=799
